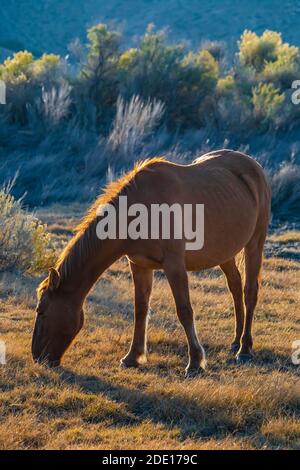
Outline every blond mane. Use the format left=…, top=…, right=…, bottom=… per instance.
left=37, top=157, right=165, bottom=295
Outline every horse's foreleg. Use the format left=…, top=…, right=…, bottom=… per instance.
left=236, top=234, right=265, bottom=364
left=220, top=258, right=244, bottom=354
left=164, top=256, right=206, bottom=377
left=120, top=263, right=153, bottom=368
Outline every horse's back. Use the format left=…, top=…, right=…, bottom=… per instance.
left=128, top=150, right=271, bottom=269
left=144, top=149, right=270, bottom=214
left=195, top=149, right=270, bottom=206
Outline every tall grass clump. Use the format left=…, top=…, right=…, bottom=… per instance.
left=270, top=163, right=300, bottom=222
left=107, top=95, right=165, bottom=163
left=0, top=184, right=55, bottom=273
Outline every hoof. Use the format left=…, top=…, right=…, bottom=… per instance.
left=229, top=343, right=240, bottom=355
left=119, top=358, right=140, bottom=369
left=120, top=354, right=146, bottom=369
left=185, top=366, right=205, bottom=379
left=235, top=353, right=253, bottom=365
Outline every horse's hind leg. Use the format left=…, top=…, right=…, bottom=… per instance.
left=236, top=232, right=266, bottom=364
left=220, top=259, right=244, bottom=354
left=120, top=263, right=153, bottom=368
left=164, top=254, right=206, bottom=377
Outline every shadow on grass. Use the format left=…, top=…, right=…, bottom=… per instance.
left=59, top=367, right=240, bottom=441
left=254, top=348, right=299, bottom=373
left=149, top=338, right=300, bottom=378
left=57, top=346, right=300, bottom=447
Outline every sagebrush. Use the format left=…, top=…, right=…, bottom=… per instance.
left=0, top=184, right=55, bottom=273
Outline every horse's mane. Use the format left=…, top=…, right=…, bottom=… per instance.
left=37, top=157, right=165, bottom=295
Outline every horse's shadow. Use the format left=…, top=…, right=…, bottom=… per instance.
left=57, top=346, right=298, bottom=442
left=150, top=339, right=298, bottom=374
left=251, top=348, right=299, bottom=373
left=113, top=332, right=297, bottom=377
left=58, top=367, right=238, bottom=440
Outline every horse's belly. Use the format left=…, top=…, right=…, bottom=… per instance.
left=184, top=248, right=241, bottom=270
left=184, top=207, right=256, bottom=270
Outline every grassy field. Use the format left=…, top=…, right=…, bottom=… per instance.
left=0, top=206, right=299, bottom=450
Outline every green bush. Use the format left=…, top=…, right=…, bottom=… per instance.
left=252, top=82, right=285, bottom=127
left=0, top=50, right=61, bottom=125
left=217, top=75, right=235, bottom=97
left=0, top=185, right=55, bottom=273
left=0, top=51, right=60, bottom=83
left=2, top=25, right=299, bottom=132
left=178, top=49, right=219, bottom=126
left=80, top=24, right=121, bottom=126
left=119, top=26, right=219, bottom=127
left=118, top=26, right=185, bottom=125
left=217, top=29, right=300, bottom=130
left=239, top=30, right=281, bottom=72
left=238, top=30, right=300, bottom=88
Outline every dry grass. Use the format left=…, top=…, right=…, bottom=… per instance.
left=0, top=206, right=299, bottom=450
left=268, top=231, right=300, bottom=244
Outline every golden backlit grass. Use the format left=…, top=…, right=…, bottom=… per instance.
left=0, top=208, right=299, bottom=450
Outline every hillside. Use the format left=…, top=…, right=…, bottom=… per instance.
left=1, top=0, right=300, bottom=56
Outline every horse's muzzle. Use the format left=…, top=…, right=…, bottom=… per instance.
left=32, top=355, right=60, bottom=368
left=32, top=324, right=60, bottom=367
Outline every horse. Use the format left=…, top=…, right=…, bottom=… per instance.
left=32, top=149, right=271, bottom=376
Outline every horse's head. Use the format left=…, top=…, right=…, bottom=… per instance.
left=32, top=268, right=84, bottom=367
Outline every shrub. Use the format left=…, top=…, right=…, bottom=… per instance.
left=252, top=82, right=285, bottom=127
left=119, top=26, right=219, bottom=127
left=238, top=30, right=300, bottom=89
left=119, top=25, right=185, bottom=125
left=0, top=51, right=60, bottom=83
left=215, top=74, right=253, bottom=132
left=178, top=49, right=219, bottom=126
left=263, top=48, right=300, bottom=89
left=0, top=184, right=55, bottom=273
left=180, top=50, right=219, bottom=90
left=239, top=30, right=281, bottom=72
left=0, top=50, right=61, bottom=125
left=31, top=54, right=61, bottom=79
left=80, top=24, right=121, bottom=126
left=200, top=40, right=227, bottom=63
left=217, top=75, right=235, bottom=97
left=0, top=51, right=34, bottom=83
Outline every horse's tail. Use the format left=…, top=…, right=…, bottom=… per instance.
left=235, top=249, right=245, bottom=284
left=235, top=246, right=263, bottom=287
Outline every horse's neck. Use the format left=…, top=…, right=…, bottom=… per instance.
left=59, top=236, right=125, bottom=300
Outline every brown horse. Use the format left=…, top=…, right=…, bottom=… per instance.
left=32, top=150, right=271, bottom=376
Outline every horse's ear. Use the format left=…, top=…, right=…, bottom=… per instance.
left=48, top=268, right=60, bottom=291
